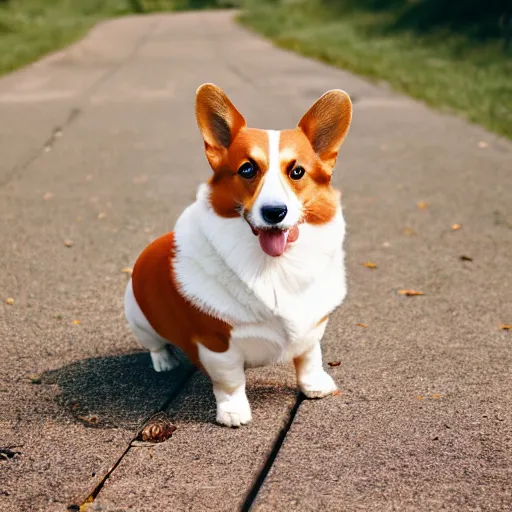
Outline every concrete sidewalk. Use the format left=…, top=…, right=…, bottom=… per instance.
left=1, top=10, right=511, bottom=512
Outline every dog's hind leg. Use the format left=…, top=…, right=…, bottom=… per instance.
left=124, top=278, right=180, bottom=372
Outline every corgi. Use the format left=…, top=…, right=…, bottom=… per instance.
left=124, top=84, right=352, bottom=427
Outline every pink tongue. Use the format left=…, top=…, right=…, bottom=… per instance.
left=258, top=230, right=287, bottom=257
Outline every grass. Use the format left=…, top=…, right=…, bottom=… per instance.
left=0, top=0, right=237, bottom=77
left=238, top=0, right=512, bottom=139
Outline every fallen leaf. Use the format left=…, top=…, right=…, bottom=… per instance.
left=77, top=415, right=99, bottom=425
left=477, top=141, right=489, bottom=149
left=5, top=297, right=15, bottom=305
left=0, top=447, right=22, bottom=460
left=137, top=412, right=176, bottom=443
left=500, top=324, right=512, bottom=330
left=417, top=395, right=423, bottom=400
left=133, top=175, right=148, bottom=185
left=398, top=289, right=424, bottom=296
left=331, top=389, right=342, bottom=397
left=43, top=192, right=54, bottom=201
left=121, top=267, right=133, bottom=275
left=402, top=226, right=417, bottom=236
left=328, top=361, right=341, bottom=367
left=451, top=223, right=462, bottom=231
left=417, top=201, right=428, bottom=210
left=97, top=212, right=107, bottom=220
left=28, top=374, right=42, bottom=384
left=356, top=323, right=368, bottom=328
left=64, top=240, right=74, bottom=248
left=362, top=262, right=377, bottom=269
left=432, top=394, right=442, bottom=399
left=460, top=255, right=473, bottom=262
left=73, top=319, right=81, bottom=325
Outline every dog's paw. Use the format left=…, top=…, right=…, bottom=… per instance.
left=299, top=370, right=338, bottom=398
left=216, top=394, right=252, bottom=428
left=150, top=347, right=180, bottom=372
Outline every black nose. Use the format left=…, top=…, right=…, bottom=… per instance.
left=261, top=204, right=288, bottom=225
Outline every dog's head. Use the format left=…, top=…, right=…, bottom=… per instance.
left=195, top=84, right=352, bottom=257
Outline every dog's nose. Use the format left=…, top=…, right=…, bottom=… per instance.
left=261, top=204, right=287, bottom=225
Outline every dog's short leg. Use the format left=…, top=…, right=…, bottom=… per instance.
left=124, top=279, right=179, bottom=372
left=294, top=340, right=338, bottom=398
left=197, top=343, right=251, bottom=427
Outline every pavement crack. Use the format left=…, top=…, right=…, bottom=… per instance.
left=1, top=17, right=157, bottom=190
left=73, top=366, right=196, bottom=512
left=0, top=107, right=81, bottom=189
left=240, top=392, right=304, bottom=512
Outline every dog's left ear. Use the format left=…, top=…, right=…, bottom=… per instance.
left=298, top=90, right=352, bottom=170
left=196, top=83, right=246, bottom=169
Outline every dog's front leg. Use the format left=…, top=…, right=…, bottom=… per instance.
left=294, top=340, right=338, bottom=398
left=197, top=343, right=252, bottom=427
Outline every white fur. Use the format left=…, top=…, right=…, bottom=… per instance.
left=124, top=279, right=180, bottom=372
left=248, top=130, right=302, bottom=230
left=172, top=179, right=346, bottom=426
left=125, top=133, right=347, bottom=427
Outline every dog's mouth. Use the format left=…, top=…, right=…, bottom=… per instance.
left=249, top=225, right=300, bottom=257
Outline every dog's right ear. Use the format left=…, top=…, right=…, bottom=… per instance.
left=195, top=84, right=246, bottom=168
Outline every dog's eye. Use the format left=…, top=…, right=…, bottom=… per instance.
left=238, top=161, right=257, bottom=179
left=289, top=166, right=305, bottom=180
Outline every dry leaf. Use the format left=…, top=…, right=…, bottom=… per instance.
left=133, top=175, right=148, bottom=185
left=77, top=415, right=99, bottom=425
left=97, top=212, right=107, bottom=220
left=402, top=226, right=417, bottom=236
left=477, top=141, right=489, bottom=149
left=356, top=323, right=368, bottom=328
left=451, top=223, right=462, bottom=231
left=328, top=361, right=341, bottom=367
left=432, top=394, right=442, bottom=399
left=121, top=267, right=133, bottom=275
left=362, top=262, right=377, bottom=269
left=500, top=324, right=512, bottom=330
left=417, top=396, right=423, bottom=400
left=137, top=412, right=176, bottom=443
left=5, top=297, right=15, bottom=305
left=417, top=201, right=428, bottom=210
left=64, top=240, right=74, bottom=248
left=72, top=319, right=81, bottom=325
left=460, top=255, right=473, bottom=262
left=28, top=374, right=42, bottom=384
left=331, top=389, right=342, bottom=396
left=398, top=289, right=424, bottom=296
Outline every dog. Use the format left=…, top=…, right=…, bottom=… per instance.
left=124, top=83, right=352, bottom=427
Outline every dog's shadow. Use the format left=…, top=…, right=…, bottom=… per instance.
left=42, top=351, right=297, bottom=428
left=42, top=351, right=192, bottom=429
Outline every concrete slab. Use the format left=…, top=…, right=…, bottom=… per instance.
left=0, top=8, right=511, bottom=512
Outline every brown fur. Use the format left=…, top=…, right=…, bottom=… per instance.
left=131, top=232, right=232, bottom=366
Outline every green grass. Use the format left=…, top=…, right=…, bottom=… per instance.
left=239, top=0, right=512, bottom=139
left=0, top=0, right=237, bottom=77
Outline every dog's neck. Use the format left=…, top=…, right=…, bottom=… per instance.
left=195, top=184, right=345, bottom=312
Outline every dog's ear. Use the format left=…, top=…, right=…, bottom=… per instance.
left=298, top=90, right=352, bottom=170
left=196, top=84, right=246, bottom=168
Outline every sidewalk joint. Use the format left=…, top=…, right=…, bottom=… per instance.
left=240, top=392, right=304, bottom=512
left=71, top=366, right=196, bottom=512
